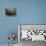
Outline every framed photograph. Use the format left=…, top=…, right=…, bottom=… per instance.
left=5, top=8, right=16, bottom=16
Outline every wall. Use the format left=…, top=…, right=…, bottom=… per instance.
left=0, top=0, right=46, bottom=44
left=20, top=0, right=46, bottom=24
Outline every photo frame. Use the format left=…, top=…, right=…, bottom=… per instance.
left=5, top=8, right=16, bottom=16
